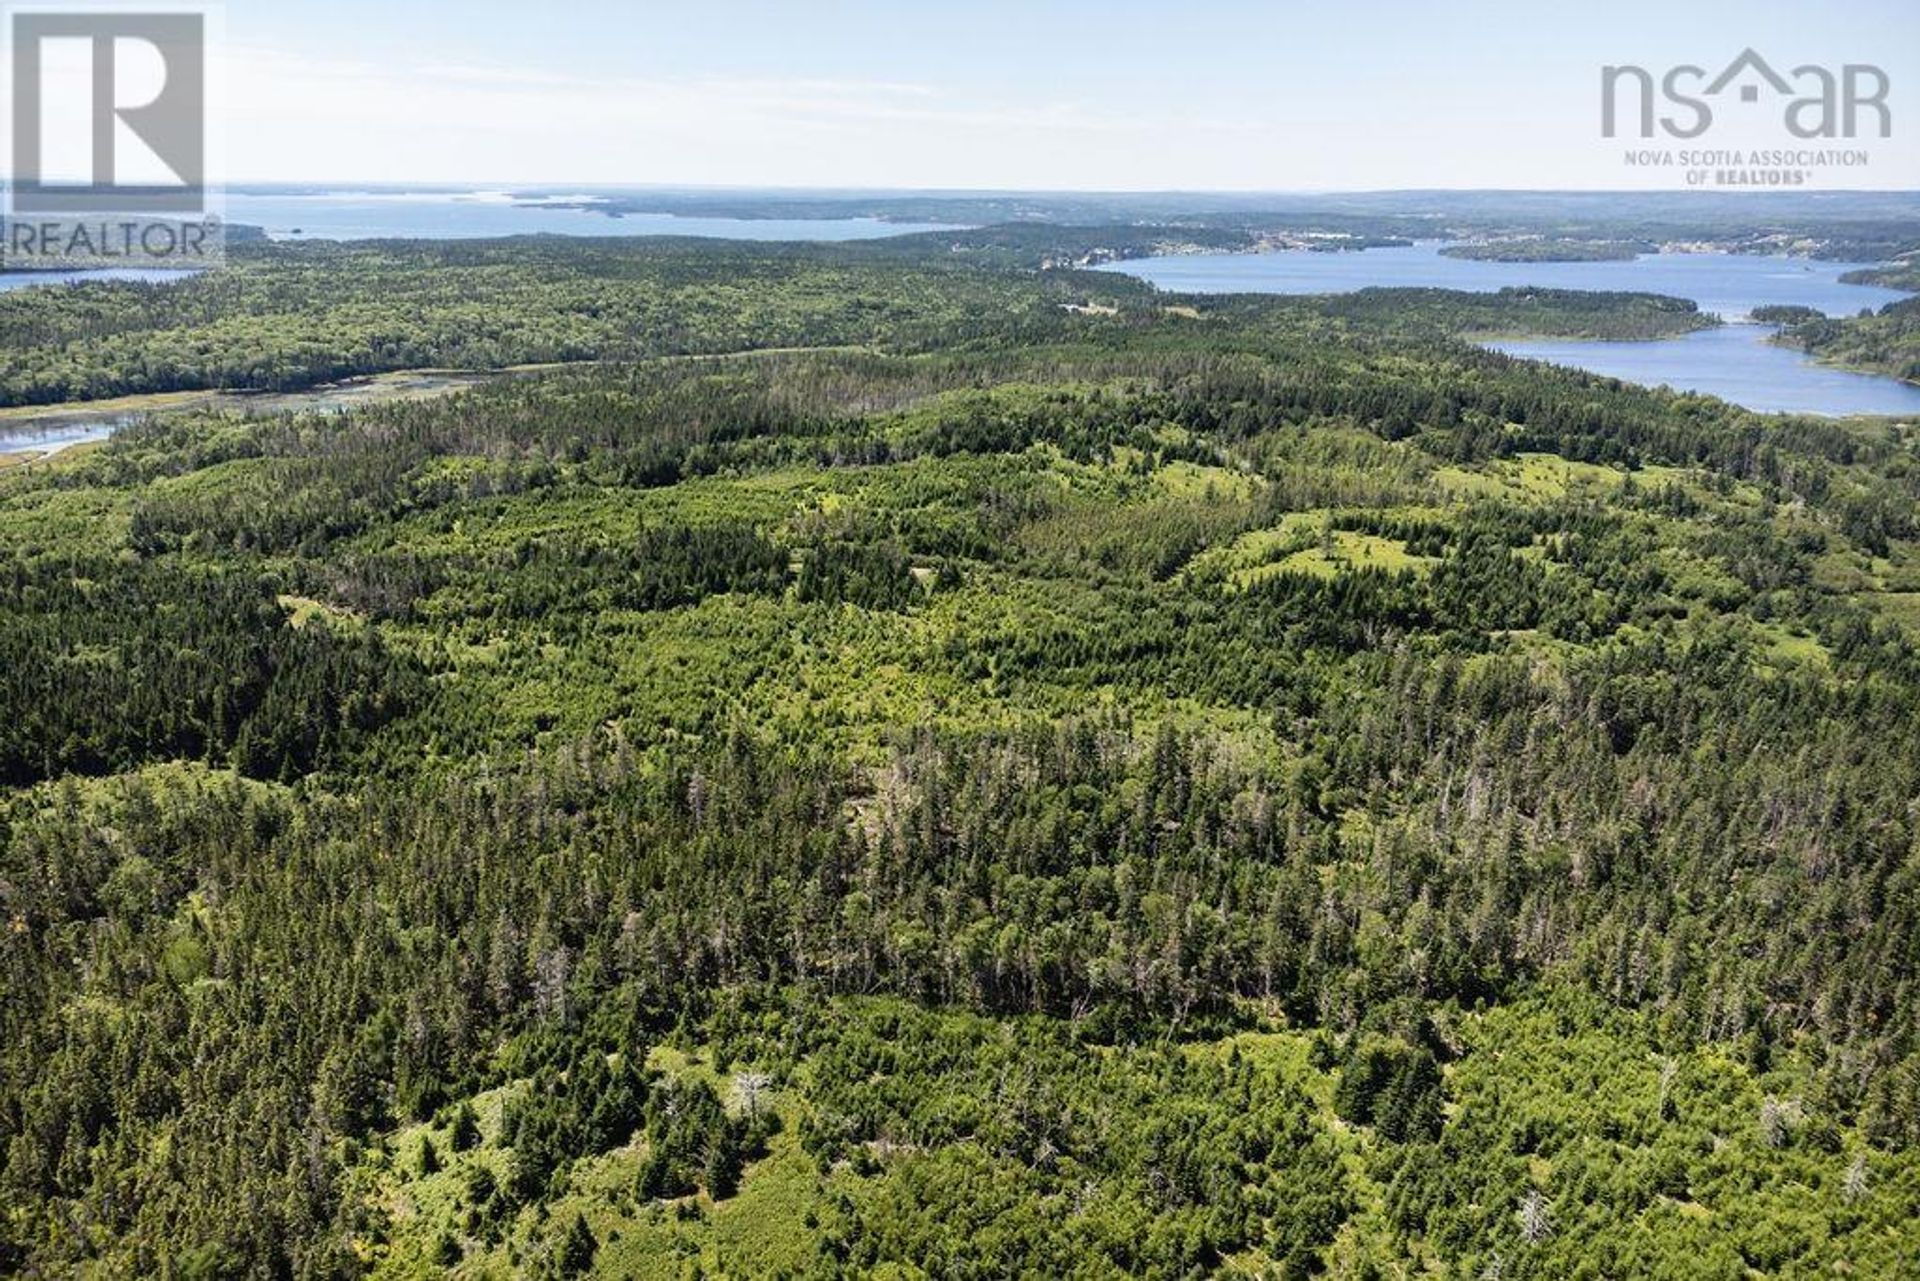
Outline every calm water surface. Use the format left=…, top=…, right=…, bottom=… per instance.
left=0, top=418, right=141, bottom=459
left=1100, top=242, right=1920, bottom=416
left=221, top=191, right=962, bottom=241
left=1491, top=326, right=1920, bottom=417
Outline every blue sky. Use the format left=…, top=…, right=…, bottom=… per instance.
left=213, top=0, right=1920, bottom=188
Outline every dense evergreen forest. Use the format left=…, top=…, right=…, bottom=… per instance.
left=0, top=232, right=1727, bottom=408
left=1773, top=294, right=1920, bottom=387
left=2, top=229, right=1919, bottom=1278
left=1437, top=241, right=1647, bottom=263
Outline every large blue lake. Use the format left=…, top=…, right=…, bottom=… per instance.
left=220, top=190, right=960, bottom=242
left=1100, top=242, right=1920, bottom=417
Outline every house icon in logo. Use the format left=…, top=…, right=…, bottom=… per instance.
left=1704, top=49, right=1794, bottom=104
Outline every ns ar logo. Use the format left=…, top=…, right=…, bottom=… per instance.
left=1602, top=49, right=1890, bottom=140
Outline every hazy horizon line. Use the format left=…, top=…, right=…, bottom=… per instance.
left=5, top=179, right=1916, bottom=199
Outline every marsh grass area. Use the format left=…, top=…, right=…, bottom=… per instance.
left=0, top=366, right=571, bottom=461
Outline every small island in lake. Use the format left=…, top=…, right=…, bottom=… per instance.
left=1440, top=237, right=1649, bottom=262
left=1750, top=304, right=1827, bottom=325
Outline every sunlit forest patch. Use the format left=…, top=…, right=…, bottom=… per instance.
left=1, top=235, right=1917, bottom=1277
